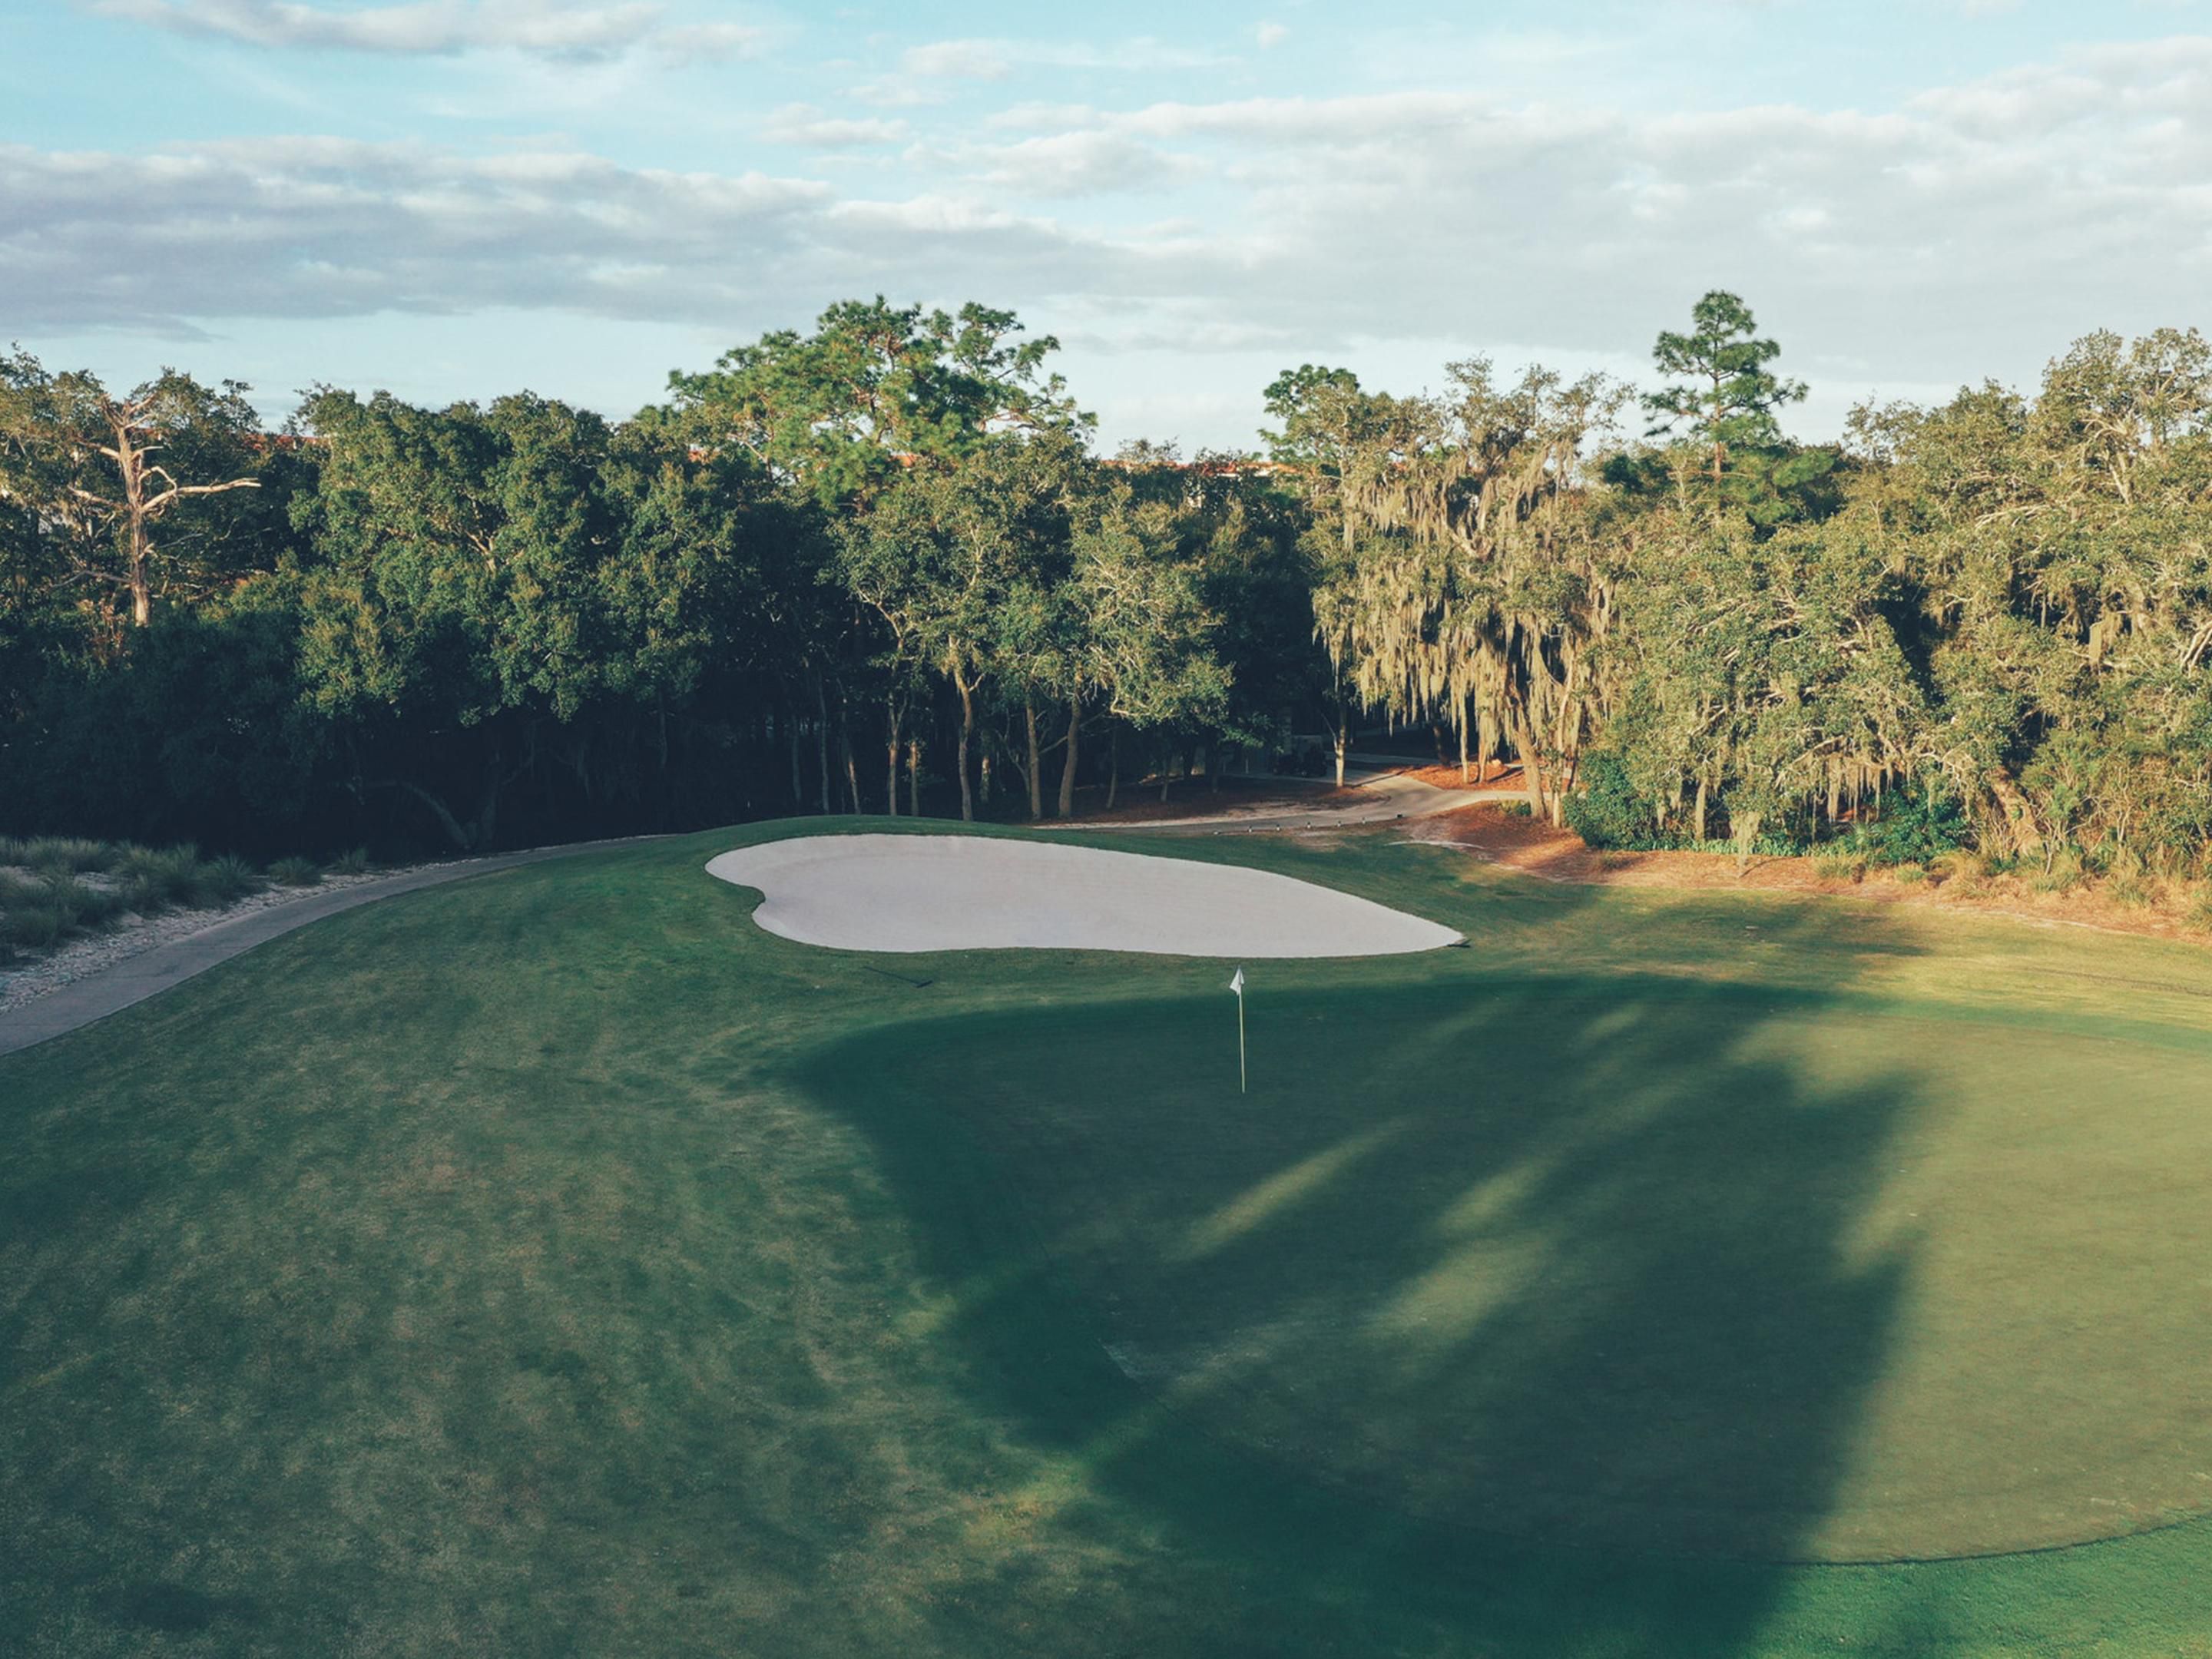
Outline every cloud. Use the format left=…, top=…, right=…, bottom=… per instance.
left=0, top=137, right=1126, bottom=335
left=1255, top=22, right=1287, bottom=49
left=907, top=130, right=1185, bottom=197
left=82, top=0, right=765, bottom=61
left=760, top=104, right=911, bottom=148
left=15, top=35, right=2212, bottom=445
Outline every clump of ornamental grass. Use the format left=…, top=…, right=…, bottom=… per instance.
left=2028, top=849, right=2085, bottom=896
left=2184, top=884, right=2212, bottom=934
left=330, top=846, right=372, bottom=876
left=15, top=836, right=118, bottom=875
left=118, top=845, right=210, bottom=912
left=267, top=856, right=323, bottom=888
left=204, top=855, right=266, bottom=904
left=1813, top=847, right=1869, bottom=885
left=1890, top=862, right=1929, bottom=886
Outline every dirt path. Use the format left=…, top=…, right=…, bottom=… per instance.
left=0, top=836, right=663, bottom=1060
left=1094, top=764, right=1531, bottom=836
left=1409, top=804, right=2212, bottom=948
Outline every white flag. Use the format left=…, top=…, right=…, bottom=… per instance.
left=1229, top=966, right=1245, bottom=997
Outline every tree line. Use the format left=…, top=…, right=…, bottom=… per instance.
left=5, top=293, right=2210, bottom=879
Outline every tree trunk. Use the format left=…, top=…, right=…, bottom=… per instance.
left=1025, top=698, right=1043, bottom=820
left=1985, top=767, right=2045, bottom=860
left=907, top=738, right=922, bottom=818
left=1057, top=704, right=1080, bottom=817
left=1508, top=701, right=1550, bottom=821
left=1694, top=776, right=1709, bottom=844
left=840, top=718, right=861, bottom=815
left=886, top=700, right=901, bottom=816
left=118, top=419, right=154, bottom=628
left=786, top=701, right=803, bottom=810
left=1106, top=726, right=1120, bottom=810
left=814, top=675, right=832, bottom=815
left=955, top=674, right=975, bottom=823
left=1459, top=704, right=1472, bottom=784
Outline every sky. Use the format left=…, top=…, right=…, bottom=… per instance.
left=7, top=0, right=2212, bottom=451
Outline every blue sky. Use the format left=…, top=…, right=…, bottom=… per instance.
left=8, top=1, right=2212, bottom=449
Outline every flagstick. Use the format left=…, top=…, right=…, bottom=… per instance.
left=1230, top=965, right=1248, bottom=1094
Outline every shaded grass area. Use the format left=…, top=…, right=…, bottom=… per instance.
left=813, top=979, right=2212, bottom=1563
left=7, top=822, right=2212, bottom=1653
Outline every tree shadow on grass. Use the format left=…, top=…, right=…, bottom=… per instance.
left=796, top=972, right=1930, bottom=1656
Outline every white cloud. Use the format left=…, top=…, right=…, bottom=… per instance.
left=1255, top=21, right=1287, bottom=49
left=18, top=35, right=2212, bottom=446
left=83, top=0, right=765, bottom=61
left=900, top=37, right=1012, bottom=80
left=907, top=130, right=1187, bottom=197
left=761, top=104, right=911, bottom=147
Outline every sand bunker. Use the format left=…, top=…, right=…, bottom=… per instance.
left=706, top=833, right=1460, bottom=958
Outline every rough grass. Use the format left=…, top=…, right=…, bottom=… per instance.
left=0, top=842, right=272, bottom=962
left=10, top=824, right=2212, bottom=1654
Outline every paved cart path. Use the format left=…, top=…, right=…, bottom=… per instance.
left=0, top=837, right=661, bottom=1060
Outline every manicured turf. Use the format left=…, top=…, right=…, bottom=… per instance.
left=9, top=820, right=2212, bottom=1654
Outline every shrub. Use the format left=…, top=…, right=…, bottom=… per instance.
left=1850, top=777, right=1969, bottom=866
left=268, top=856, right=323, bottom=887
left=1503, top=800, right=1533, bottom=820
left=1891, top=862, right=1929, bottom=886
left=1561, top=753, right=1657, bottom=849
left=330, top=846, right=372, bottom=876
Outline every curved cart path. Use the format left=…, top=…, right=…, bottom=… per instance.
left=0, top=836, right=661, bottom=1061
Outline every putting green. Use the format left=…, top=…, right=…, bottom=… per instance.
left=813, top=976, right=2212, bottom=1563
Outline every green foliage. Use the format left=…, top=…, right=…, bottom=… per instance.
left=1562, top=752, right=1659, bottom=849
left=1846, top=779, right=1969, bottom=866
left=1644, top=290, right=1808, bottom=456
left=331, top=846, right=372, bottom=876
left=267, top=856, right=323, bottom=886
left=14, top=299, right=2212, bottom=880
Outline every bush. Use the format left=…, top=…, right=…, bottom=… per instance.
left=330, top=846, right=372, bottom=876
left=268, top=856, right=323, bottom=887
left=1849, top=777, right=1969, bottom=866
left=1561, top=753, right=1657, bottom=849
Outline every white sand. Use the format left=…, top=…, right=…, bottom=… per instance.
left=706, top=833, right=1461, bottom=959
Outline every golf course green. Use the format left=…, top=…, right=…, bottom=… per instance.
left=10, top=820, right=2212, bottom=1655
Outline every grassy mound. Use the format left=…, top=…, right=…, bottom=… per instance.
left=9, top=823, right=2212, bottom=1655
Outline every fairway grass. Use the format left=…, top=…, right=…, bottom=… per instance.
left=9, top=820, right=2212, bottom=1655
